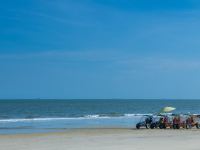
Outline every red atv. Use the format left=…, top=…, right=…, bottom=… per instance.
left=159, top=115, right=173, bottom=129
left=172, top=116, right=181, bottom=129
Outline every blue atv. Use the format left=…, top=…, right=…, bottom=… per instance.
left=136, top=115, right=153, bottom=129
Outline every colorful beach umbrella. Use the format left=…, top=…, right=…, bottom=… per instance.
left=161, top=106, right=176, bottom=113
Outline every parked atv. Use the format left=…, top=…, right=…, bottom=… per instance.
left=136, top=115, right=153, bottom=129
left=149, top=116, right=161, bottom=129
left=159, top=115, right=173, bottom=129
left=186, top=115, right=200, bottom=129
left=178, top=114, right=188, bottom=129
left=172, top=115, right=181, bottom=129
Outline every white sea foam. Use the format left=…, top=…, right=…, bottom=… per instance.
left=84, top=115, right=110, bottom=119
left=0, top=118, right=77, bottom=122
left=0, top=114, right=148, bottom=123
left=84, top=115, right=100, bottom=118
left=124, top=113, right=152, bottom=117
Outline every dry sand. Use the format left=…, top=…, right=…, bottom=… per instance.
left=0, top=128, right=200, bottom=150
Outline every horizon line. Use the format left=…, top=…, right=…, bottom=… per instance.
left=0, top=98, right=200, bottom=100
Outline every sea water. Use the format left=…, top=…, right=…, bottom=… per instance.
left=0, top=99, right=200, bottom=134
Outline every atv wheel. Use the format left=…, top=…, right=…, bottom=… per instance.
left=159, top=124, right=163, bottom=129
left=173, top=124, right=176, bottom=129
left=136, top=124, right=140, bottom=129
left=176, top=124, right=180, bottom=129
left=196, top=124, right=200, bottom=129
left=163, top=124, right=166, bottom=129
left=186, top=124, right=191, bottom=129
left=150, top=124, right=155, bottom=129
left=146, top=123, right=151, bottom=129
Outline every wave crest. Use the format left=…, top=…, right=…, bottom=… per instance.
left=0, top=113, right=151, bottom=123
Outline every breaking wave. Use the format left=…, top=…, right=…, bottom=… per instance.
left=0, top=113, right=151, bottom=123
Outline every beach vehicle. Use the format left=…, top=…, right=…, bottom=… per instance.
left=158, top=115, right=173, bottom=129
left=136, top=115, right=153, bottom=129
left=147, top=107, right=176, bottom=129
left=149, top=115, right=161, bottom=129
left=178, top=114, right=188, bottom=129
left=186, top=115, right=200, bottom=129
left=171, top=114, right=200, bottom=129
left=156, top=114, right=189, bottom=129
left=156, top=107, right=176, bottom=129
left=172, top=115, right=181, bottom=129
left=171, top=114, right=190, bottom=129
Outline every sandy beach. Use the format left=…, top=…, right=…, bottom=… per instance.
left=0, top=129, right=200, bottom=150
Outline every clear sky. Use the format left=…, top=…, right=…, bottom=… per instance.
left=1, top=0, right=200, bottom=99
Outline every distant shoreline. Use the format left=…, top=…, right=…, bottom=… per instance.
left=1, top=98, right=200, bottom=100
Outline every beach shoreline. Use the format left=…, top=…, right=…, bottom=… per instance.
left=1, top=128, right=200, bottom=150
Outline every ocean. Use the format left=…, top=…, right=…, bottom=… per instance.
left=0, top=99, right=200, bottom=134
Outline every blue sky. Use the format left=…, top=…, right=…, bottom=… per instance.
left=1, top=0, right=200, bottom=99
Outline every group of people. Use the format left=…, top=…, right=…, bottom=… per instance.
left=159, top=115, right=197, bottom=129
